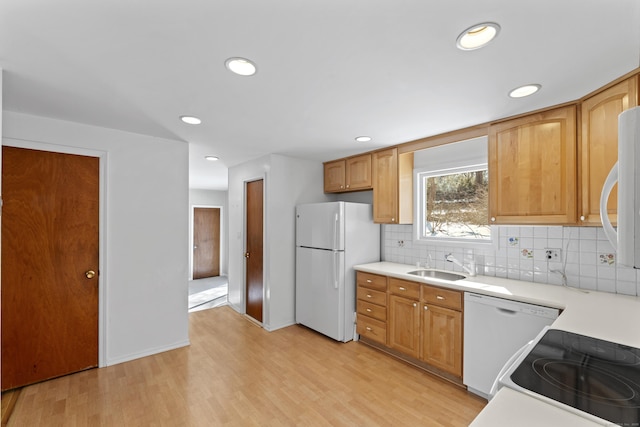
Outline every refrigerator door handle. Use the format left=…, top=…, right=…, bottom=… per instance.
left=334, top=251, right=339, bottom=289
left=333, top=213, right=339, bottom=250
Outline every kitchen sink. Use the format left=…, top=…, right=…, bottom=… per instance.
left=406, top=270, right=466, bottom=281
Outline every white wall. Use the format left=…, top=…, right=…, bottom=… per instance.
left=2, top=111, right=190, bottom=366
left=188, top=189, right=228, bottom=277
left=228, top=154, right=328, bottom=330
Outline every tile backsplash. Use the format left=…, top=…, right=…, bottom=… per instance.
left=382, top=224, right=639, bottom=296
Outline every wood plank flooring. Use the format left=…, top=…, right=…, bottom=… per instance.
left=6, top=306, right=485, bottom=426
left=1, top=389, right=21, bottom=426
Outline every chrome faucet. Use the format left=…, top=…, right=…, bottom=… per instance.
left=445, top=253, right=476, bottom=277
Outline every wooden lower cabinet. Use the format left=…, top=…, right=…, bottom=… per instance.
left=356, top=272, right=388, bottom=345
left=388, top=295, right=421, bottom=358
left=357, top=315, right=387, bottom=344
left=357, top=273, right=464, bottom=383
left=421, top=303, right=462, bottom=377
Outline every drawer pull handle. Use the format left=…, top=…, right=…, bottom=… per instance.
left=366, top=308, right=372, bottom=312
left=399, top=287, right=406, bottom=291
left=366, top=279, right=372, bottom=283
left=436, top=295, right=445, bottom=300
left=366, top=327, right=372, bottom=331
left=413, top=303, right=417, bottom=307
left=367, top=294, right=372, bottom=298
left=424, top=305, right=428, bottom=310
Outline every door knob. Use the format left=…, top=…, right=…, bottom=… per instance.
left=85, top=270, right=96, bottom=279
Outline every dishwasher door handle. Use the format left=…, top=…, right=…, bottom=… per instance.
left=496, top=307, right=518, bottom=315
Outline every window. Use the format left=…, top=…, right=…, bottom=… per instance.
left=413, top=137, right=493, bottom=246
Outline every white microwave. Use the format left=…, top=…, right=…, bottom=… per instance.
left=601, top=106, right=640, bottom=268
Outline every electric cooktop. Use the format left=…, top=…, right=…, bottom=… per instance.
left=510, top=329, right=640, bottom=426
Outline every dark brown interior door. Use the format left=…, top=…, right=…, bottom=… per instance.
left=245, top=179, right=263, bottom=322
left=193, top=207, right=220, bottom=279
left=1, top=146, right=100, bottom=391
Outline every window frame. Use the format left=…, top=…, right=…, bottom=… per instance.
left=413, top=163, right=496, bottom=249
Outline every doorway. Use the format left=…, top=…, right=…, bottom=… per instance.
left=1, top=146, right=100, bottom=390
left=193, top=207, right=221, bottom=279
left=188, top=206, right=227, bottom=312
left=245, top=179, right=264, bottom=323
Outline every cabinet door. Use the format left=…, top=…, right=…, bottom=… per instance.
left=324, top=160, right=346, bottom=192
left=580, top=77, right=638, bottom=225
left=345, top=154, right=372, bottom=190
left=421, top=304, right=462, bottom=378
left=489, top=105, right=577, bottom=225
left=373, top=148, right=399, bottom=223
left=388, top=294, right=420, bottom=358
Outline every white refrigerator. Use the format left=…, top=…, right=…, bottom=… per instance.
left=295, top=202, right=380, bottom=342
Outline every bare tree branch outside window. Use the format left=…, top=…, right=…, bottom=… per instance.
left=423, top=170, right=489, bottom=239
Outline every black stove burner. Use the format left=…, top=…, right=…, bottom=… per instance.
left=511, top=329, right=640, bottom=426
left=567, top=337, right=640, bottom=366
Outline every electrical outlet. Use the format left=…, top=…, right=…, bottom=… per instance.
left=545, top=248, right=561, bottom=261
left=398, top=240, right=404, bottom=247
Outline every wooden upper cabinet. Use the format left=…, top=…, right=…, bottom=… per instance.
left=372, top=148, right=413, bottom=224
left=579, top=76, right=638, bottom=226
left=323, top=154, right=372, bottom=193
left=324, top=159, right=346, bottom=192
left=345, top=154, right=372, bottom=190
left=489, top=105, right=577, bottom=225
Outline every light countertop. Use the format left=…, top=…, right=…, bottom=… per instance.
left=354, top=261, right=640, bottom=426
left=471, top=388, right=606, bottom=427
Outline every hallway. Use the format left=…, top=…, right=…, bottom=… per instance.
left=188, top=276, right=228, bottom=312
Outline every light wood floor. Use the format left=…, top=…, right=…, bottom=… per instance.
left=6, top=306, right=486, bottom=426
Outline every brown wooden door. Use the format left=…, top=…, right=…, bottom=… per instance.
left=193, top=207, right=220, bottom=279
left=1, top=146, right=99, bottom=391
left=245, top=179, right=263, bottom=322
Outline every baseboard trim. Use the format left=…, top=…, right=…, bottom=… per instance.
left=105, top=339, right=191, bottom=366
left=264, top=320, right=295, bottom=332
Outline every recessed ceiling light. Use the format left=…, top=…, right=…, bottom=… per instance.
left=456, top=22, right=500, bottom=50
left=509, top=84, right=542, bottom=98
left=355, top=136, right=372, bottom=142
left=225, top=57, right=257, bottom=76
left=180, top=115, right=202, bottom=125
left=204, top=156, right=219, bottom=161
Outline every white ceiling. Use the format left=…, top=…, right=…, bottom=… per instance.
left=2, top=1, right=639, bottom=190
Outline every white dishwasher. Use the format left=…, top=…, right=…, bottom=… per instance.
left=463, top=292, right=559, bottom=399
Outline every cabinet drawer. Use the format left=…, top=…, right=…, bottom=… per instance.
left=388, top=278, right=420, bottom=299
left=357, top=300, right=387, bottom=321
left=422, top=285, right=462, bottom=311
left=357, top=286, right=387, bottom=306
left=357, top=316, right=387, bottom=345
left=357, top=272, right=387, bottom=291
